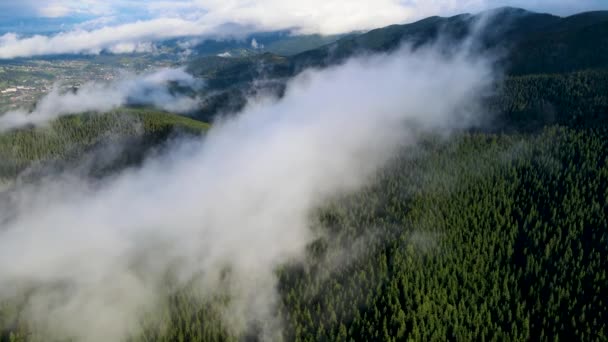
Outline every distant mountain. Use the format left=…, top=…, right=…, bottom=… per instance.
left=190, top=7, right=608, bottom=76
left=290, top=7, right=608, bottom=74
left=165, top=31, right=349, bottom=58
left=187, top=8, right=608, bottom=126
left=507, top=11, right=608, bottom=74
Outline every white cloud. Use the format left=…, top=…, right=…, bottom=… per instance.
left=0, top=68, right=202, bottom=132
left=39, top=4, right=72, bottom=18
left=250, top=38, right=265, bottom=49
left=0, top=18, right=210, bottom=58
left=0, top=42, right=495, bottom=341
left=106, top=41, right=155, bottom=54
left=0, top=0, right=606, bottom=58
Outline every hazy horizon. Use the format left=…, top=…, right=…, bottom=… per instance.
left=0, top=0, right=606, bottom=58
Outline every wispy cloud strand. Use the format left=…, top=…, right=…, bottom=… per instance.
left=0, top=43, right=494, bottom=340
left=0, top=68, right=202, bottom=132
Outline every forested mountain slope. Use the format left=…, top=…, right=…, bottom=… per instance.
left=289, top=7, right=608, bottom=74
left=491, top=69, right=608, bottom=131
left=278, top=127, right=608, bottom=341
left=187, top=8, right=608, bottom=125
left=5, top=127, right=604, bottom=341
left=188, top=7, right=608, bottom=80
left=0, top=108, right=209, bottom=181
left=148, top=10, right=608, bottom=340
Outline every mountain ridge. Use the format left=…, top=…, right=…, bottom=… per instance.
left=185, top=7, right=608, bottom=124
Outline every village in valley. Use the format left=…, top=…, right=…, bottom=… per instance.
left=0, top=56, right=172, bottom=112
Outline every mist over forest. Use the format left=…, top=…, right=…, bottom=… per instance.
left=0, top=1, right=607, bottom=341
